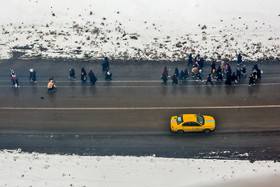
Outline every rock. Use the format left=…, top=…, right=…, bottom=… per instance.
left=175, top=42, right=182, bottom=48
left=130, top=35, right=138, bottom=40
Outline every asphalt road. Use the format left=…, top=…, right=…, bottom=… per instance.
left=0, top=59, right=280, bottom=160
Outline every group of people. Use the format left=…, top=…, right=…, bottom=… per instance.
left=162, top=53, right=262, bottom=86
left=10, top=57, right=113, bottom=91
left=79, top=67, right=98, bottom=86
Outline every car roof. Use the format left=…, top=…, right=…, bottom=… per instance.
left=182, top=114, right=197, bottom=122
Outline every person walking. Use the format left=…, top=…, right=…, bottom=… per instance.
left=231, top=72, right=238, bottom=84
left=220, top=61, right=225, bottom=75
left=69, top=68, right=75, bottom=80
left=196, top=69, right=203, bottom=82
left=241, top=65, right=247, bottom=78
left=105, top=69, right=112, bottom=81
left=29, top=69, right=37, bottom=82
left=211, top=60, right=216, bottom=75
left=178, top=70, right=185, bottom=84
left=236, top=68, right=241, bottom=81
left=237, top=53, right=242, bottom=65
left=163, top=66, right=168, bottom=77
left=47, top=79, right=56, bottom=91
left=11, top=70, right=20, bottom=87
left=184, top=67, right=189, bottom=80
left=174, top=67, right=179, bottom=77
left=81, top=67, right=87, bottom=85
left=188, top=54, right=193, bottom=66
left=249, top=73, right=255, bottom=86
left=102, top=57, right=110, bottom=72
left=88, top=70, right=97, bottom=85
left=206, top=74, right=213, bottom=85
left=199, top=57, right=204, bottom=69
left=225, top=69, right=232, bottom=85
left=171, top=73, right=178, bottom=85
left=161, top=73, right=168, bottom=85
left=216, top=66, right=223, bottom=82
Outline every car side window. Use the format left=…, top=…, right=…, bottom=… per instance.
left=191, top=122, right=201, bottom=127
left=182, top=122, right=191, bottom=126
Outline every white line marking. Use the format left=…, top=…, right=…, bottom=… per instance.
left=0, top=105, right=280, bottom=110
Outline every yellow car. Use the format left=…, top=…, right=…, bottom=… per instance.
left=170, top=114, right=215, bottom=133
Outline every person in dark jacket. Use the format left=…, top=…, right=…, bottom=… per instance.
left=206, top=74, right=213, bottom=85
left=196, top=69, right=203, bottom=82
left=216, top=66, right=223, bottom=82
left=81, top=67, right=87, bottom=85
left=195, top=54, right=200, bottom=63
left=29, top=69, right=37, bottom=82
left=241, top=65, right=247, bottom=77
left=249, top=73, right=255, bottom=86
left=105, top=68, right=112, bottom=81
left=252, top=64, right=261, bottom=79
left=69, top=68, right=75, bottom=80
left=236, top=68, right=241, bottom=80
left=174, top=67, right=179, bottom=77
left=231, top=72, right=238, bottom=83
left=88, top=70, right=97, bottom=85
left=225, top=69, right=232, bottom=85
left=184, top=67, right=189, bottom=79
left=171, top=74, right=178, bottom=85
left=199, top=58, right=204, bottom=69
left=237, top=53, right=242, bottom=65
left=161, top=73, right=168, bottom=85
left=11, top=70, right=20, bottom=87
left=188, top=54, right=193, bottom=66
left=163, top=66, right=168, bottom=77
left=102, top=57, right=110, bottom=71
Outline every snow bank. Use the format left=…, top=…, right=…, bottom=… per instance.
left=0, top=0, right=279, bottom=61
left=0, top=150, right=279, bottom=187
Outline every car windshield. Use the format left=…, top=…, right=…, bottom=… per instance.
left=177, top=115, right=183, bottom=125
left=197, top=114, right=204, bottom=125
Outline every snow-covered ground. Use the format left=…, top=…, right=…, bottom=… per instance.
left=1, top=1, right=280, bottom=185
left=0, top=0, right=279, bottom=61
left=0, top=150, right=279, bottom=187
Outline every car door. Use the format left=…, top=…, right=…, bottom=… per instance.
left=182, top=122, right=193, bottom=132
left=191, top=122, right=203, bottom=132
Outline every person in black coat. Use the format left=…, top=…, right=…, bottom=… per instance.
left=237, top=53, right=242, bottom=65
left=216, top=66, right=223, bottom=82
left=225, top=69, right=232, bottom=85
left=174, top=67, right=179, bottom=77
left=81, top=67, right=87, bottom=85
left=199, top=58, right=204, bottom=69
left=161, top=73, right=168, bottom=85
left=171, top=74, right=178, bottom=85
left=188, top=54, right=193, bottom=66
left=102, top=57, right=110, bottom=71
left=88, top=70, right=97, bottom=85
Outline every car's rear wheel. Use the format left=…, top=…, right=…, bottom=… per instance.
left=177, top=130, right=184, bottom=134
left=204, top=129, right=211, bottom=133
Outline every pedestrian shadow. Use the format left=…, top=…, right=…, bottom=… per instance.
left=81, top=85, right=87, bottom=95
left=248, top=84, right=260, bottom=96
left=89, top=86, right=97, bottom=95
left=12, top=87, right=20, bottom=97
left=225, top=85, right=236, bottom=95
left=205, top=86, right=212, bottom=96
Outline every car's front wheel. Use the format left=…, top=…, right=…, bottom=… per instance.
left=177, top=130, right=184, bottom=134
left=203, top=129, right=211, bottom=133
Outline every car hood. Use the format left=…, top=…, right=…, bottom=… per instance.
left=203, top=115, right=215, bottom=127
